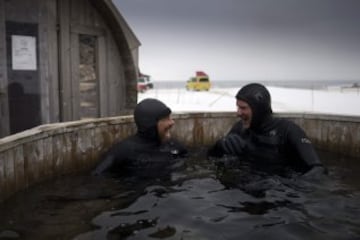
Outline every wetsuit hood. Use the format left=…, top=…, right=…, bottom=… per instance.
left=134, top=98, right=172, bottom=141
left=235, top=83, right=273, bottom=130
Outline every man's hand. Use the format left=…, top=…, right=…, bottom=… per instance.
left=219, top=133, right=247, bottom=155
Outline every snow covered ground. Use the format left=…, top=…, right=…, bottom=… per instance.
left=138, top=86, right=360, bottom=116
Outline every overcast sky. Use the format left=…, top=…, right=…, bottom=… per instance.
left=113, top=0, right=360, bottom=81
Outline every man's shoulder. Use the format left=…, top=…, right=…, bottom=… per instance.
left=229, top=121, right=244, bottom=134
left=107, top=135, right=138, bottom=153
left=273, top=117, right=307, bottom=138
left=262, top=117, right=304, bottom=137
left=273, top=117, right=299, bottom=128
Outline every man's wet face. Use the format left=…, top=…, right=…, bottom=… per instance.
left=236, top=99, right=252, bottom=129
left=157, top=115, right=175, bottom=143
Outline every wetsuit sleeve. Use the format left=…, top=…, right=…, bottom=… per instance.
left=91, top=141, right=129, bottom=176
left=91, top=153, right=115, bottom=176
left=286, top=122, right=323, bottom=171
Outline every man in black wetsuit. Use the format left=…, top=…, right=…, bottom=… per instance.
left=93, top=98, right=187, bottom=178
left=208, top=83, right=326, bottom=177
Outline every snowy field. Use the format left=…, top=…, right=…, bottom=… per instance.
left=138, top=86, right=360, bottom=116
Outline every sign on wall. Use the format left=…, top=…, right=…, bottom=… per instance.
left=11, top=35, right=37, bottom=70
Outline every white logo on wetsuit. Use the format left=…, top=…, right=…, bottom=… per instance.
left=301, top=138, right=311, bottom=144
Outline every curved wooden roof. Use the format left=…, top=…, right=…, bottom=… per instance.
left=89, top=0, right=140, bottom=88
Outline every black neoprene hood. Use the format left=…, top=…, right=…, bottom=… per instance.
left=235, top=83, right=273, bottom=129
left=134, top=98, right=171, bottom=140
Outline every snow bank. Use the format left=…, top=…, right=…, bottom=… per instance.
left=138, top=86, right=360, bottom=116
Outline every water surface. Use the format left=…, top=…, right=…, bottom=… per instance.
left=0, top=149, right=359, bottom=240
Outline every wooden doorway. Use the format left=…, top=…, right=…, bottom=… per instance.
left=70, top=29, right=106, bottom=120
left=76, top=34, right=99, bottom=119
left=58, top=0, right=108, bottom=121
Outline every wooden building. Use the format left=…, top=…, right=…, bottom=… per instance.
left=0, top=0, right=140, bottom=137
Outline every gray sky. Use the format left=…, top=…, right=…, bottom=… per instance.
left=113, top=0, right=360, bottom=81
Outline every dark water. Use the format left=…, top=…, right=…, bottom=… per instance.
left=0, top=149, right=360, bottom=240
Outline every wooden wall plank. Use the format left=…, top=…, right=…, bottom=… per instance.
left=107, top=33, right=125, bottom=116
left=58, top=0, right=73, bottom=121
left=70, top=32, right=80, bottom=120
left=0, top=0, right=10, bottom=137
left=39, top=0, right=51, bottom=124
left=45, top=0, right=60, bottom=123
left=98, top=35, right=108, bottom=117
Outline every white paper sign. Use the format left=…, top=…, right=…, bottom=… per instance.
left=12, top=35, right=37, bottom=70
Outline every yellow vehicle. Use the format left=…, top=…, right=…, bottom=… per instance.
left=186, top=71, right=211, bottom=91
